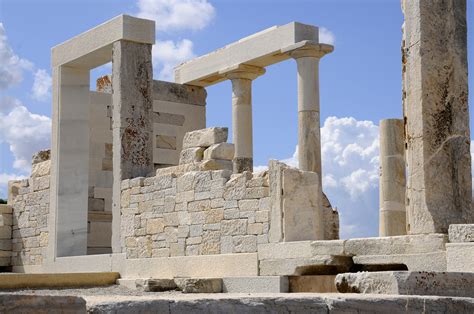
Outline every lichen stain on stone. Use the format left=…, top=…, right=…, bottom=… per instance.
left=121, top=116, right=151, bottom=166
left=432, top=76, right=453, bottom=148
left=136, top=60, right=152, bottom=101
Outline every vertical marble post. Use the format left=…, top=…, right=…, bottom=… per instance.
left=379, top=119, right=406, bottom=236
left=225, top=65, right=265, bottom=173
left=402, top=0, right=472, bottom=234
left=111, top=40, right=154, bottom=252
left=290, top=44, right=333, bottom=183
left=51, top=66, right=90, bottom=257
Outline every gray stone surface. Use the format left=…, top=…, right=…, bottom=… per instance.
left=402, top=0, right=472, bottom=234
left=352, top=252, right=447, bottom=272
left=322, top=193, right=339, bottom=240
left=449, top=224, right=474, bottom=243
left=233, top=157, right=252, bottom=173
left=336, top=271, right=474, bottom=298
left=182, top=127, right=228, bottom=149
left=222, top=276, right=288, bottom=293
left=86, top=293, right=474, bottom=313
left=174, top=278, right=223, bottom=293
left=0, top=294, right=86, bottom=313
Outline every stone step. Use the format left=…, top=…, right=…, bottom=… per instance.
left=449, top=224, right=474, bottom=243
left=259, top=256, right=353, bottom=276
left=222, top=276, right=288, bottom=293
left=0, top=272, right=119, bottom=289
left=335, top=271, right=474, bottom=298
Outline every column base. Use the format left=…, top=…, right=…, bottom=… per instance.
left=233, top=157, right=253, bottom=173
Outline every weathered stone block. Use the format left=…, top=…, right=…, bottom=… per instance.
left=234, top=235, right=257, bottom=253
left=0, top=226, right=12, bottom=239
left=448, top=224, right=474, bottom=243
left=259, top=256, right=353, bottom=276
left=221, top=219, right=247, bottom=235
left=179, top=147, right=205, bottom=164
left=222, top=276, right=288, bottom=293
left=136, top=278, right=177, bottom=292
left=146, top=218, right=164, bottom=234
left=199, top=159, right=232, bottom=171
left=447, top=243, right=474, bottom=272
left=203, top=143, right=235, bottom=160
left=182, top=127, right=228, bottom=149
left=352, top=252, right=447, bottom=272
left=174, top=278, right=223, bottom=293
left=336, top=271, right=474, bottom=297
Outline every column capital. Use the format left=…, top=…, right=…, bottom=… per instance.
left=221, top=64, right=266, bottom=81
left=283, top=41, right=334, bottom=59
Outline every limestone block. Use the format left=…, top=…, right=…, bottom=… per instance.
left=0, top=214, right=12, bottom=227
left=0, top=205, right=12, bottom=215
left=233, top=235, right=257, bottom=253
left=199, top=160, right=232, bottom=171
left=203, top=143, right=235, bottom=161
left=136, top=278, right=177, bottom=292
left=446, top=243, right=474, bottom=272
left=0, top=240, right=12, bottom=251
left=352, top=252, right=447, bottom=272
left=182, top=127, right=228, bottom=149
left=282, top=167, right=323, bottom=241
left=222, top=276, right=288, bottom=293
left=146, top=218, right=165, bottom=234
left=259, top=256, right=353, bottom=276
left=174, top=278, right=223, bottom=293
left=344, top=234, right=447, bottom=256
left=258, top=241, right=313, bottom=260
left=30, top=160, right=51, bottom=177
left=179, top=147, right=205, bottom=164
left=448, top=224, right=474, bottom=243
left=335, top=271, right=474, bottom=297
left=31, top=149, right=50, bottom=164
left=221, top=219, right=247, bottom=236
left=0, top=226, right=12, bottom=239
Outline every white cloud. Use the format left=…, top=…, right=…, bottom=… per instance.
left=31, top=69, right=52, bottom=101
left=0, top=23, right=33, bottom=90
left=254, top=116, right=379, bottom=239
left=152, top=39, right=195, bottom=81
left=137, top=0, right=215, bottom=32
left=0, top=97, right=51, bottom=173
left=319, top=27, right=335, bottom=45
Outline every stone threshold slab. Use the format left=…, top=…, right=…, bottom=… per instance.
left=336, top=271, right=474, bottom=298
left=0, top=272, right=119, bottom=289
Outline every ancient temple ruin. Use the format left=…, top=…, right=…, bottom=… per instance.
left=0, top=0, right=473, bottom=311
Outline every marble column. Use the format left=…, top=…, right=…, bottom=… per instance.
left=111, top=40, right=154, bottom=252
left=379, top=119, right=406, bottom=236
left=402, top=0, right=472, bottom=234
left=290, top=44, right=333, bottom=185
left=225, top=65, right=265, bottom=173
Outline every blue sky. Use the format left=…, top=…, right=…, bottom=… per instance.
left=0, top=0, right=473, bottom=238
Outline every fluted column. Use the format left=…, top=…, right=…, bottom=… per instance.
left=224, top=65, right=265, bottom=173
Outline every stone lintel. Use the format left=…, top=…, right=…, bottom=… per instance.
left=52, top=14, right=155, bottom=68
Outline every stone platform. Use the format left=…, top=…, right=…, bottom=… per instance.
left=0, top=272, right=119, bottom=289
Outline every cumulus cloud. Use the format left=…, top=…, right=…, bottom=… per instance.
left=254, top=116, right=379, bottom=238
left=137, top=0, right=215, bottom=32
left=0, top=97, right=51, bottom=173
left=319, top=27, right=335, bottom=45
left=0, top=23, right=33, bottom=90
left=152, top=39, right=195, bottom=81
left=31, top=69, right=52, bottom=101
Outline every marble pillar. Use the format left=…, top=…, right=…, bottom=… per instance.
left=402, top=0, right=472, bottom=234
left=225, top=65, right=265, bottom=173
left=290, top=44, right=333, bottom=183
left=112, top=40, right=154, bottom=252
left=379, top=119, right=406, bottom=236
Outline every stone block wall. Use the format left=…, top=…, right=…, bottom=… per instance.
left=0, top=205, right=13, bottom=266
left=9, top=159, right=51, bottom=266
left=120, top=168, right=271, bottom=258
